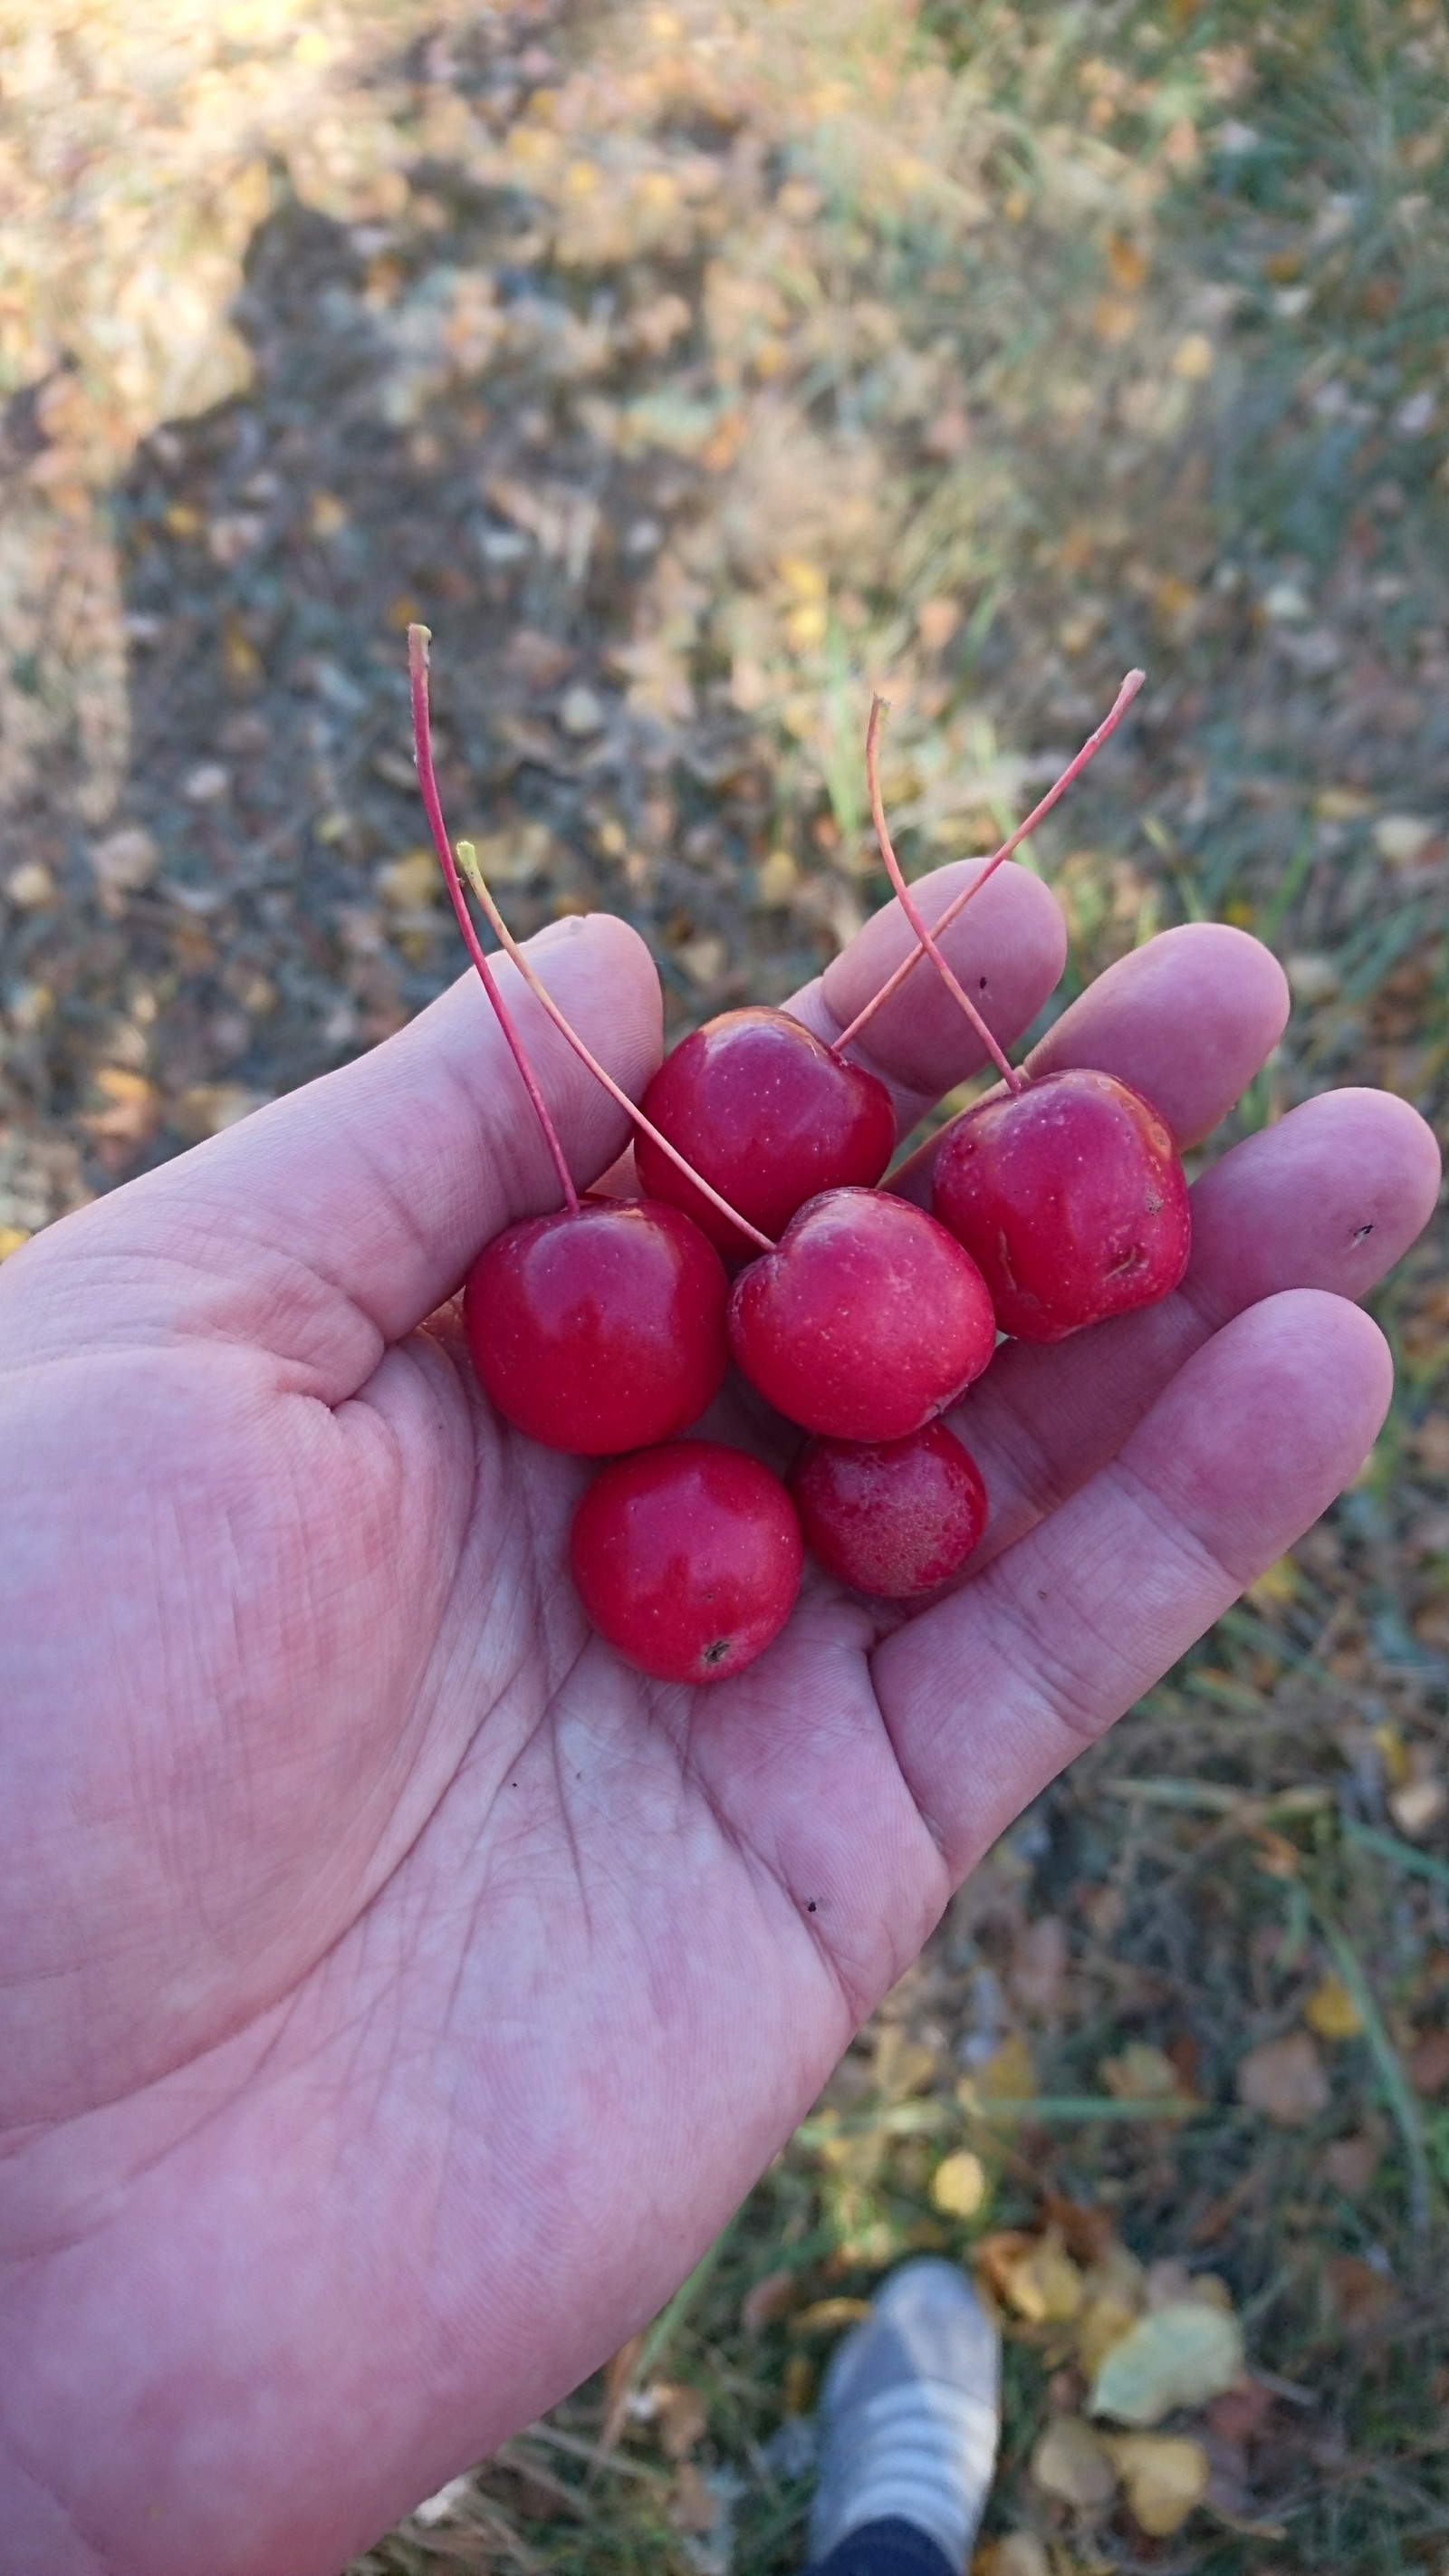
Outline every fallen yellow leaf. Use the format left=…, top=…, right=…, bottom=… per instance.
left=754, top=849, right=798, bottom=906
left=1099, top=2042, right=1186, bottom=2104
left=1303, top=1975, right=1363, bottom=2042
left=790, top=2297, right=873, bottom=2339
left=376, top=851, right=440, bottom=909
left=973, top=2540, right=1051, bottom=2576
left=1172, top=331, right=1214, bottom=380
left=1372, top=1720, right=1411, bottom=1787
left=1106, top=233, right=1148, bottom=293
left=1247, top=1554, right=1299, bottom=1609
left=931, top=2150, right=989, bottom=2219
left=783, top=599, right=829, bottom=650
left=778, top=554, right=828, bottom=602
left=1103, top=2432, right=1208, bottom=2536
left=1032, top=2414, right=1117, bottom=2510
left=1313, top=786, right=1374, bottom=821
left=971, top=2031, right=1036, bottom=2110
left=311, top=493, right=350, bottom=541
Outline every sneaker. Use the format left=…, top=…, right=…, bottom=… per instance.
left=808, top=2257, right=1001, bottom=2573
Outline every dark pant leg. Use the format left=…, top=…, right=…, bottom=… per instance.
left=808, top=2516, right=958, bottom=2576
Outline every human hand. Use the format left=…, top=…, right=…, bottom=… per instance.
left=0, top=869, right=1437, bottom=2575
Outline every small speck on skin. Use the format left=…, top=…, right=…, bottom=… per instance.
left=807, top=1900, right=818, bottom=1914
left=1352, top=1221, right=1374, bottom=1243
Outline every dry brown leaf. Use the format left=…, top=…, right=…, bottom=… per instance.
left=667, top=2463, right=718, bottom=2535
left=1326, top=2254, right=1398, bottom=2334
left=1106, top=233, right=1149, bottom=292
left=996, top=2229, right=1085, bottom=2326
left=1042, top=2196, right=1118, bottom=2270
left=1207, top=2381, right=1276, bottom=2445
left=1408, top=2027, right=1449, bottom=2096
left=1321, top=2129, right=1383, bottom=2196
left=603, top=2332, right=643, bottom=2411
left=1092, top=293, right=1139, bottom=345
left=916, top=595, right=961, bottom=653
left=654, top=2380, right=707, bottom=2460
left=741, top=2269, right=795, bottom=2333
left=1012, top=1917, right=1070, bottom=2017
left=1411, top=1411, right=1449, bottom=1475
left=1236, top=2031, right=1329, bottom=2127
left=1031, top=2415, right=1117, bottom=2511
left=976, top=2231, right=1035, bottom=2303
left=81, top=1067, right=161, bottom=1148
left=89, top=825, right=159, bottom=892
left=1103, top=2433, right=1209, bottom=2537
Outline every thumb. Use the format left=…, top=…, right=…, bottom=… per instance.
left=12, top=913, right=662, bottom=1373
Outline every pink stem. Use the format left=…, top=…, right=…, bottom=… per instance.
left=833, top=668, right=1146, bottom=1060
left=454, top=838, right=775, bottom=1254
left=409, top=629, right=775, bottom=1255
left=409, top=627, right=580, bottom=1214
left=863, top=695, right=1025, bottom=1093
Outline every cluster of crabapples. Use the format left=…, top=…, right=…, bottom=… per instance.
left=410, top=630, right=1189, bottom=1687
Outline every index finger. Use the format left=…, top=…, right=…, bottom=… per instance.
left=785, top=857, right=1069, bottom=1132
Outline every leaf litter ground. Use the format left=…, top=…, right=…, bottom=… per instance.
left=2, top=1, right=1448, bottom=2567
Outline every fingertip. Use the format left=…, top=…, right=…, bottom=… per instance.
left=816, top=857, right=1068, bottom=1104
left=1333, top=1082, right=1444, bottom=1221
left=1156, top=1286, right=1395, bottom=1569
left=1029, top=922, right=1290, bottom=1146
left=498, top=910, right=664, bottom=1152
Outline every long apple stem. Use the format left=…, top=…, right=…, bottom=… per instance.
left=409, top=626, right=580, bottom=1213
left=833, top=668, right=1146, bottom=1060
left=454, top=840, right=774, bottom=1254
left=409, top=628, right=775, bottom=1255
left=863, top=696, right=1026, bottom=1093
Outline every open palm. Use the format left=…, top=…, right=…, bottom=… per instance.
left=0, top=865, right=1438, bottom=2576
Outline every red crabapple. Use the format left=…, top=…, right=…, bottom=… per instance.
left=931, top=1066, right=1190, bottom=1342
left=570, top=1440, right=803, bottom=1683
left=465, top=1197, right=728, bottom=1454
left=636, top=1006, right=896, bottom=1255
left=728, top=1187, right=997, bottom=1441
left=789, top=1419, right=988, bottom=1599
